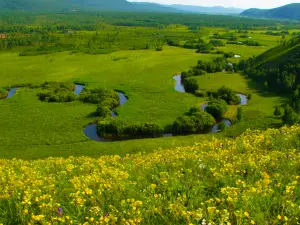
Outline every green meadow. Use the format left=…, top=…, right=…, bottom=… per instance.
left=0, top=13, right=298, bottom=159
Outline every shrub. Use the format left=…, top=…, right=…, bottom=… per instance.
left=243, top=40, right=262, bottom=46
left=247, top=93, right=252, bottom=100
left=282, top=105, right=299, bottom=125
left=181, top=71, right=193, bottom=80
left=223, top=52, right=235, bottom=58
left=193, top=69, right=206, bottom=76
left=183, top=77, right=199, bottom=93
left=96, top=105, right=111, bottom=118
left=189, top=107, right=202, bottom=115
left=173, top=111, right=215, bottom=134
left=194, top=90, right=207, bottom=97
left=212, top=86, right=241, bottom=105
left=156, top=46, right=163, bottom=51
left=209, top=39, right=225, bottom=47
left=197, top=50, right=211, bottom=54
left=274, top=106, right=283, bottom=117
left=218, top=121, right=227, bottom=131
left=37, top=90, right=76, bottom=102
left=205, top=99, right=228, bottom=120
left=37, top=82, right=77, bottom=102
left=0, top=88, right=8, bottom=99
left=80, top=88, right=119, bottom=108
left=237, top=106, right=244, bottom=121
left=216, top=50, right=225, bottom=54
left=97, top=119, right=164, bottom=138
left=41, top=81, right=74, bottom=92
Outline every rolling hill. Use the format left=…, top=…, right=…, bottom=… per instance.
left=253, top=36, right=300, bottom=68
left=0, top=0, right=243, bottom=14
left=241, top=3, right=300, bottom=20
left=0, top=0, right=180, bottom=12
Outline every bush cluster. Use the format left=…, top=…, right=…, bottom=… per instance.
left=182, top=57, right=232, bottom=77
left=182, top=77, right=199, bottom=93
left=98, top=119, right=164, bottom=138
left=205, top=99, right=228, bottom=120
left=0, top=88, right=8, bottom=99
left=173, top=108, right=215, bottom=134
left=79, top=88, right=120, bottom=110
left=211, top=86, right=241, bottom=105
left=37, top=82, right=76, bottom=102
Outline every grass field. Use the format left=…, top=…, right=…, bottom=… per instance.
left=194, top=72, right=285, bottom=134
left=0, top=46, right=215, bottom=159
left=0, top=28, right=294, bottom=159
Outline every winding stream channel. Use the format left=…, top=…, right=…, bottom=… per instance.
left=83, top=75, right=248, bottom=141
left=174, top=74, right=248, bottom=133
left=7, top=87, right=19, bottom=98
left=74, top=84, right=85, bottom=95
left=83, top=91, right=129, bottom=142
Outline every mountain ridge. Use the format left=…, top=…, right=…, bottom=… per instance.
left=169, top=4, right=244, bottom=14
left=241, top=3, right=300, bottom=20
left=0, top=0, right=243, bottom=14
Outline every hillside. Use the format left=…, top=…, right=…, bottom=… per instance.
left=0, top=125, right=300, bottom=223
left=253, top=36, right=300, bottom=68
left=241, top=3, right=300, bottom=20
left=0, top=0, right=179, bottom=12
left=170, top=4, right=244, bottom=14
left=131, top=2, right=181, bottom=12
left=239, top=36, right=300, bottom=123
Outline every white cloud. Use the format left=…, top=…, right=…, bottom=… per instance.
left=128, top=0, right=298, bottom=9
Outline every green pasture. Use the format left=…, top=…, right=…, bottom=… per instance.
left=0, top=28, right=295, bottom=159
left=0, top=46, right=214, bottom=158
left=194, top=72, right=285, bottom=134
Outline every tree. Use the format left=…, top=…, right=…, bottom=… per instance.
left=96, top=105, right=111, bottom=117
left=237, top=106, right=244, bottom=121
left=218, top=121, right=226, bottom=131
left=274, top=106, right=283, bottom=117
left=183, top=77, right=199, bottom=93
left=213, top=86, right=241, bottom=105
left=282, top=105, right=299, bottom=125
left=173, top=111, right=215, bottom=134
left=205, top=100, right=228, bottom=120
left=264, top=81, right=268, bottom=90
left=173, top=116, right=196, bottom=134
left=247, top=93, right=252, bottom=100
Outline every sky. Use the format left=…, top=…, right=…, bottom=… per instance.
left=128, top=0, right=298, bottom=9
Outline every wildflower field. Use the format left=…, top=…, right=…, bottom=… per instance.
left=0, top=125, right=300, bottom=224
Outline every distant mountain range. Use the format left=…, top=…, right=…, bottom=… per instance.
left=169, top=4, right=244, bottom=14
left=0, top=0, right=244, bottom=14
left=0, top=0, right=299, bottom=21
left=241, top=3, right=300, bottom=20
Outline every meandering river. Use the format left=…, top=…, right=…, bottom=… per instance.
left=174, top=75, right=248, bottom=133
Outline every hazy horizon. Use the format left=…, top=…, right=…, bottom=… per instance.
left=128, top=0, right=298, bottom=9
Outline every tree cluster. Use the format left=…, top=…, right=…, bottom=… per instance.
left=97, top=119, right=164, bottom=138
left=210, top=86, right=241, bottom=105
left=79, top=88, right=120, bottom=109
left=205, top=99, right=228, bottom=120
left=173, top=108, right=216, bottom=134
left=37, top=82, right=76, bottom=102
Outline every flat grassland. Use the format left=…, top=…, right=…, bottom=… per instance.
left=0, top=29, right=290, bottom=159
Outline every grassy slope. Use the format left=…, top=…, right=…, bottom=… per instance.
left=253, top=36, right=300, bottom=67
left=1, top=125, right=300, bottom=224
